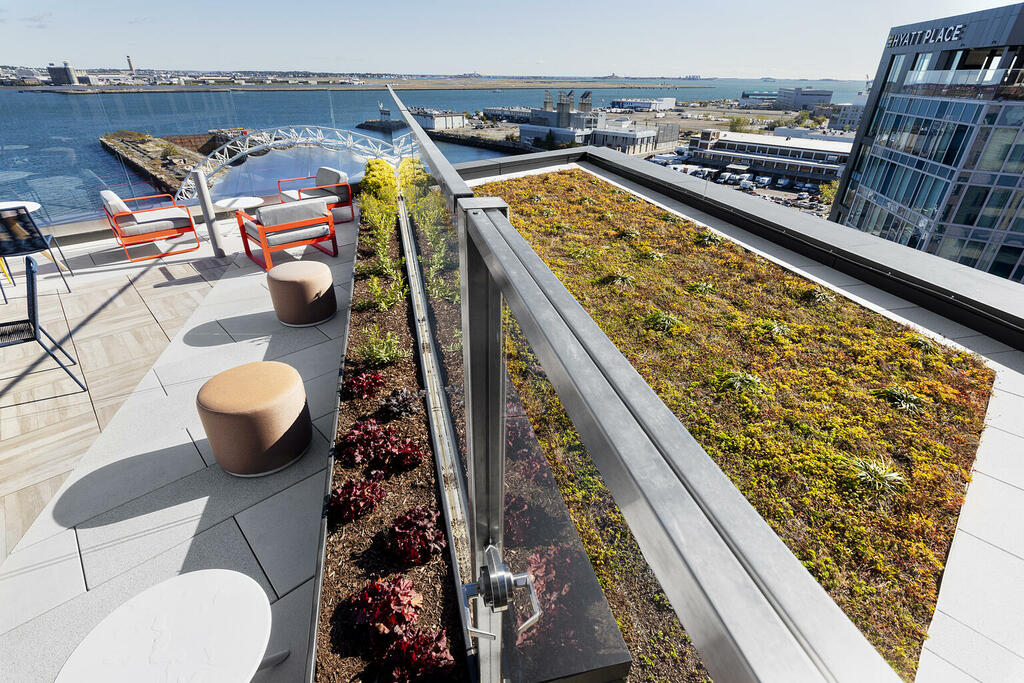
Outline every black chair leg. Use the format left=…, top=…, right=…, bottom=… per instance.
left=0, top=275, right=6, bottom=305
left=51, top=237, right=74, bottom=276
left=48, top=248, right=72, bottom=294
left=39, top=325, right=77, bottom=366
left=37, top=329, right=85, bottom=392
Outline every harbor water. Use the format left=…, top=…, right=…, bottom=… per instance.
left=0, top=79, right=861, bottom=224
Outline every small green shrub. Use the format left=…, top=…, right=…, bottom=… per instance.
left=601, top=271, right=634, bottom=288
left=754, top=319, right=791, bottom=341
left=846, top=458, right=907, bottom=499
left=906, top=335, right=937, bottom=353
left=687, top=281, right=716, bottom=295
left=872, top=386, right=925, bottom=413
left=644, top=309, right=681, bottom=333
left=799, top=287, right=835, bottom=306
left=717, top=370, right=763, bottom=395
left=358, top=324, right=408, bottom=366
left=369, top=275, right=408, bottom=311
left=694, top=231, right=723, bottom=246
left=639, top=249, right=665, bottom=262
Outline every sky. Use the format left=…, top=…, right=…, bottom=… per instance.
left=0, top=0, right=1018, bottom=79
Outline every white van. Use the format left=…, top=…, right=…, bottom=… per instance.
left=716, top=173, right=733, bottom=184
left=739, top=180, right=755, bottom=190
left=755, top=176, right=771, bottom=187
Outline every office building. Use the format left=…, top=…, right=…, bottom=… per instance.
left=739, top=91, right=778, bottom=108
left=609, top=97, right=676, bottom=111
left=777, top=87, right=833, bottom=111
left=46, top=61, right=78, bottom=86
left=409, top=107, right=466, bottom=130
left=831, top=3, right=1024, bottom=281
left=686, top=129, right=851, bottom=183
left=481, top=106, right=531, bottom=122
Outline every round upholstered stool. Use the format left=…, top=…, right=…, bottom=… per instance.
left=266, top=261, right=336, bottom=327
left=196, top=361, right=312, bottom=477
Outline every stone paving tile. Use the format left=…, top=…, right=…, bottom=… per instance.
left=932, top=531, right=1024, bottom=659
left=3, top=472, right=71, bottom=556
left=0, top=519, right=272, bottom=682
left=923, top=610, right=1024, bottom=682
left=235, top=471, right=328, bottom=597
left=916, top=649, right=980, bottom=682
left=956, top=472, right=1024, bottom=560
left=0, top=529, right=84, bottom=635
left=76, top=430, right=329, bottom=590
left=252, top=578, right=316, bottom=683
left=972, top=426, right=1024, bottom=491
left=984, top=389, right=1024, bottom=440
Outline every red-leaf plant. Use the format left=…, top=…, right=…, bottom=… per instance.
left=350, top=575, right=423, bottom=645
left=381, top=627, right=456, bottom=682
left=341, top=419, right=426, bottom=478
left=344, top=371, right=386, bottom=399
left=328, top=479, right=385, bottom=524
left=388, top=506, right=447, bottom=565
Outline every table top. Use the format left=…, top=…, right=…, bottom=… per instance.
left=56, top=569, right=272, bottom=683
left=215, top=196, right=264, bottom=211
left=0, top=201, right=41, bottom=213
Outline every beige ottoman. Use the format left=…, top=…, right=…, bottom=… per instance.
left=196, top=361, right=312, bottom=477
left=267, top=261, right=336, bottom=327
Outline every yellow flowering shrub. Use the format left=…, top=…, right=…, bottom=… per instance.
left=479, top=169, right=995, bottom=679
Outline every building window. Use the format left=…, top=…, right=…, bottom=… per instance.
left=953, top=185, right=991, bottom=225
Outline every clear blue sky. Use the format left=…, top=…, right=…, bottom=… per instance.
left=1, top=0, right=1017, bottom=79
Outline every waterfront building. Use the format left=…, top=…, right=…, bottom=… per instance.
left=776, top=87, right=833, bottom=111
left=46, top=61, right=78, bottom=86
left=481, top=106, right=531, bottom=123
left=591, top=125, right=658, bottom=154
left=686, top=129, right=851, bottom=183
left=772, top=127, right=857, bottom=143
left=409, top=107, right=467, bottom=130
left=738, top=91, right=778, bottom=108
left=609, top=97, right=676, bottom=111
left=830, top=3, right=1024, bottom=281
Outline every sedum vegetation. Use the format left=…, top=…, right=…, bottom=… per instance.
left=479, top=169, right=994, bottom=679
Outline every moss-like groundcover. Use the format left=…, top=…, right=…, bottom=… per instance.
left=479, top=169, right=994, bottom=679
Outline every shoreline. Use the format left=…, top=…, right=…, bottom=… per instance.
left=8, top=81, right=715, bottom=95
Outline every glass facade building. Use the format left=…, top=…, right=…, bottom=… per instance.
left=831, top=4, right=1024, bottom=281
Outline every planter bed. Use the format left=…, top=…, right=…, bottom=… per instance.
left=478, top=168, right=995, bottom=680
left=314, top=162, right=466, bottom=682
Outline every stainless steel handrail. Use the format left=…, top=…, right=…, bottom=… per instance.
left=389, top=86, right=901, bottom=683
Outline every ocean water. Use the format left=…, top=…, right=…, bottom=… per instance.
left=0, top=79, right=861, bottom=224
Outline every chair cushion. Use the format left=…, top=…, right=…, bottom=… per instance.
left=244, top=220, right=330, bottom=247
left=255, top=198, right=328, bottom=227
left=99, top=190, right=132, bottom=221
left=114, top=207, right=192, bottom=236
left=316, top=167, right=347, bottom=188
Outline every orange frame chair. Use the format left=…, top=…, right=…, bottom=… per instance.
left=237, top=203, right=337, bottom=271
left=100, top=192, right=201, bottom=263
left=277, top=168, right=354, bottom=222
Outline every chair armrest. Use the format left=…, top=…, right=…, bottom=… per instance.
left=277, top=176, right=316, bottom=194
left=113, top=205, right=191, bottom=220
left=297, top=182, right=351, bottom=201
left=122, top=194, right=176, bottom=205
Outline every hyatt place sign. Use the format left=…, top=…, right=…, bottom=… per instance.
left=887, top=24, right=965, bottom=48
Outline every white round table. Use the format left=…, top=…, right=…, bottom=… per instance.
left=215, top=196, right=264, bottom=212
left=56, top=569, right=273, bottom=683
left=0, top=200, right=41, bottom=213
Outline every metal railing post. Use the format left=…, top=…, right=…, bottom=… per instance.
left=460, top=202, right=507, bottom=682
left=191, top=169, right=225, bottom=258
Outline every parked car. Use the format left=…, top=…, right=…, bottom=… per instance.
left=755, top=176, right=772, bottom=187
left=776, top=177, right=791, bottom=188
left=797, top=192, right=810, bottom=200
left=739, top=180, right=755, bottom=190
left=716, top=173, right=733, bottom=184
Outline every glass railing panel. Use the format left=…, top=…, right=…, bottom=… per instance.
left=500, top=311, right=633, bottom=682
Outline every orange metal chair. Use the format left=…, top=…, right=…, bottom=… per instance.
left=99, top=190, right=201, bottom=263
left=277, top=167, right=354, bottom=222
left=237, top=198, right=337, bottom=271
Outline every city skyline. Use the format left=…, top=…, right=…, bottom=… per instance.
left=1, top=0, right=1015, bottom=80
